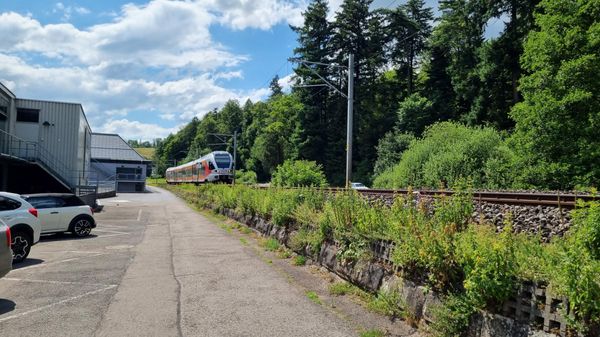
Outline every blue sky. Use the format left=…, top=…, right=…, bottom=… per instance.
left=0, top=0, right=505, bottom=141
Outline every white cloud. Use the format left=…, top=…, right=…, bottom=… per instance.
left=0, top=0, right=311, bottom=140
left=97, top=119, right=182, bottom=140
left=204, top=0, right=305, bottom=30
left=0, top=53, right=268, bottom=136
left=53, top=2, right=90, bottom=21
left=214, top=71, right=243, bottom=81
left=278, top=73, right=295, bottom=92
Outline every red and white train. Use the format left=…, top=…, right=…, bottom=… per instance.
left=165, top=151, right=234, bottom=184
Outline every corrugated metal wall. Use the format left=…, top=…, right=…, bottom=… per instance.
left=13, top=99, right=91, bottom=186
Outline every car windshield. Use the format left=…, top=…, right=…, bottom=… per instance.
left=353, top=183, right=365, bottom=187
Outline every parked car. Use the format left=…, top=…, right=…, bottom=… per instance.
left=0, top=220, right=12, bottom=278
left=0, top=192, right=41, bottom=263
left=350, top=182, right=369, bottom=190
left=22, top=194, right=96, bottom=237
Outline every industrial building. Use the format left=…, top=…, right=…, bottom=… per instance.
left=0, top=82, right=93, bottom=194
left=91, top=133, right=151, bottom=193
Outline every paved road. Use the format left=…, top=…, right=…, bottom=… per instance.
left=0, top=187, right=357, bottom=337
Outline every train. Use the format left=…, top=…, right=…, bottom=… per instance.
left=165, top=151, right=234, bottom=184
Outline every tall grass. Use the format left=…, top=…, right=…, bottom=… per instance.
left=172, top=183, right=599, bottom=334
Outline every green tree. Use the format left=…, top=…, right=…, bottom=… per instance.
left=269, top=75, right=283, bottom=97
left=291, top=0, right=332, bottom=165
left=247, top=94, right=303, bottom=178
left=396, top=93, right=436, bottom=135
left=510, top=0, right=600, bottom=189
left=373, top=131, right=415, bottom=176
left=389, top=0, right=433, bottom=95
left=468, top=0, right=539, bottom=129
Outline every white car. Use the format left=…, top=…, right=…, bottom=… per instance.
left=22, top=194, right=96, bottom=237
left=0, top=192, right=42, bottom=263
left=350, top=182, right=369, bottom=190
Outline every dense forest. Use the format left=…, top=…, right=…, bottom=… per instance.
left=154, top=0, right=599, bottom=190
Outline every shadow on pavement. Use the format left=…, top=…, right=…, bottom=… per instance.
left=0, top=299, right=16, bottom=315
left=11, top=258, right=44, bottom=270
left=40, top=233, right=98, bottom=242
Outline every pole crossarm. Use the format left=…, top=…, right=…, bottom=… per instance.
left=300, top=64, right=347, bottom=98
left=295, top=84, right=329, bottom=88
left=288, top=58, right=347, bottom=69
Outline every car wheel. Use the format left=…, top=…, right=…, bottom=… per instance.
left=72, top=218, right=93, bottom=237
left=11, top=231, right=32, bottom=263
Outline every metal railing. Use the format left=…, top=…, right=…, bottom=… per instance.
left=116, top=173, right=144, bottom=181
left=0, top=129, right=90, bottom=189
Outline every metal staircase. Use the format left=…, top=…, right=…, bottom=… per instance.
left=0, top=129, right=87, bottom=191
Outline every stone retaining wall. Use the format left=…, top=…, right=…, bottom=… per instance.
left=216, top=206, right=559, bottom=337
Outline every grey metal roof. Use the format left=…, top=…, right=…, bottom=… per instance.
left=91, top=133, right=149, bottom=162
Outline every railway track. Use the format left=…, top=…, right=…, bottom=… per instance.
left=355, top=188, right=596, bottom=208
left=255, top=186, right=596, bottom=209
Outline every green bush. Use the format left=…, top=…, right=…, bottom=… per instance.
left=373, top=122, right=514, bottom=189
left=548, top=200, right=600, bottom=331
left=389, top=191, right=473, bottom=289
left=456, top=226, right=520, bottom=307
left=271, top=190, right=299, bottom=227
left=271, top=160, right=328, bottom=187
left=235, top=170, right=258, bottom=185
left=430, top=294, right=475, bottom=337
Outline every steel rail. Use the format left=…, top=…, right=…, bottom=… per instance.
left=255, top=186, right=596, bottom=209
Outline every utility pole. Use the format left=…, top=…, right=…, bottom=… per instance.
left=345, top=54, right=354, bottom=189
left=289, top=53, right=355, bottom=188
left=233, top=131, right=237, bottom=185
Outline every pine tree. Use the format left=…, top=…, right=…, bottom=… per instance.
left=390, top=0, right=434, bottom=95
left=291, top=0, right=332, bottom=166
left=469, top=0, right=539, bottom=129
left=269, top=75, right=283, bottom=97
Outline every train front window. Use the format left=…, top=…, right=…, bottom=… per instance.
left=214, top=155, right=231, bottom=169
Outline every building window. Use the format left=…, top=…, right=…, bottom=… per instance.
left=17, top=108, right=39, bottom=123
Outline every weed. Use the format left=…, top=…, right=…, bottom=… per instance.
left=429, top=294, right=475, bottom=337
left=293, top=255, right=307, bottom=266
left=305, top=291, right=322, bottom=305
left=368, top=290, right=404, bottom=319
left=219, top=224, right=232, bottom=233
left=329, top=282, right=354, bottom=296
left=239, top=238, right=248, bottom=245
left=328, top=282, right=372, bottom=302
left=278, top=249, right=292, bottom=259
left=264, top=238, right=280, bottom=252
left=360, top=329, right=386, bottom=337
left=240, top=227, right=253, bottom=235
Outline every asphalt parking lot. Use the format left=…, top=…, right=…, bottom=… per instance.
left=0, top=187, right=363, bottom=337
left=0, top=193, right=146, bottom=336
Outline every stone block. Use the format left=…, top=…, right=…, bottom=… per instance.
left=399, top=279, right=426, bottom=320
left=319, top=242, right=338, bottom=270
left=468, top=312, right=555, bottom=337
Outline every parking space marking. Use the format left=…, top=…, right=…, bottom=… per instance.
left=93, top=229, right=129, bottom=238
left=0, top=285, right=117, bottom=323
left=137, top=209, right=142, bottom=221
left=12, top=254, right=106, bottom=272
left=2, top=277, right=116, bottom=288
